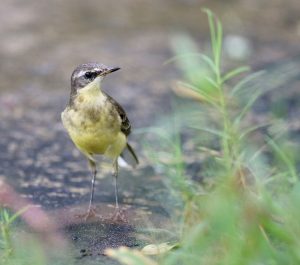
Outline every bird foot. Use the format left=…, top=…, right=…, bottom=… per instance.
left=75, top=207, right=100, bottom=221
left=84, top=208, right=97, bottom=221
left=111, top=208, right=128, bottom=223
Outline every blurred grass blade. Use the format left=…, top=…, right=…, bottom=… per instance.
left=2, top=210, right=10, bottom=223
left=199, top=54, right=217, bottom=73
left=198, top=146, right=222, bottom=157
left=215, top=19, right=223, bottom=70
left=165, top=53, right=217, bottom=73
left=203, top=8, right=223, bottom=72
left=239, top=122, right=273, bottom=140
left=165, top=52, right=202, bottom=65
left=249, top=131, right=283, bottom=163
left=176, top=81, right=220, bottom=107
left=203, top=76, right=218, bottom=88
left=170, top=35, right=202, bottom=74
left=265, top=136, right=298, bottom=183
left=172, top=81, right=209, bottom=101
left=230, top=70, right=265, bottom=96
left=203, top=8, right=217, bottom=58
left=9, top=206, right=31, bottom=223
left=222, top=66, right=250, bottom=83
left=234, top=89, right=263, bottom=125
left=189, top=125, right=225, bottom=138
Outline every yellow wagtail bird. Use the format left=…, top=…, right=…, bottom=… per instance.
left=61, top=62, right=138, bottom=220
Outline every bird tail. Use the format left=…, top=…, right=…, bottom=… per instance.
left=119, top=143, right=139, bottom=168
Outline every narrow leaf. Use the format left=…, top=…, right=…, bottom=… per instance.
left=203, top=9, right=217, bottom=59
left=165, top=53, right=216, bottom=73
left=9, top=205, right=30, bottom=223
left=203, top=76, right=218, bottom=88
left=164, top=52, right=201, bottom=65
left=230, top=70, right=265, bottom=97
left=239, top=122, right=273, bottom=140
left=234, top=89, right=262, bottom=125
left=3, top=210, right=10, bottom=223
left=199, top=54, right=217, bottom=73
left=222, top=66, right=250, bottom=83
left=189, top=125, right=226, bottom=138
left=176, top=81, right=219, bottom=107
left=215, top=19, right=223, bottom=69
left=266, top=136, right=298, bottom=183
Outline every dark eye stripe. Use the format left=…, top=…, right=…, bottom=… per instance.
left=84, top=71, right=99, bottom=79
left=84, top=71, right=93, bottom=79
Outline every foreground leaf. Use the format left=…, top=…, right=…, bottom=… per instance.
left=105, top=247, right=158, bottom=265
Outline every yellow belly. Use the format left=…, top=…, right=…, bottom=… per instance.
left=61, top=99, right=126, bottom=160
left=70, top=130, right=116, bottom=154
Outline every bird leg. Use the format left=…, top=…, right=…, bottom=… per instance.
left=85, top=160, right=97, bottom=220
left=113, top=159, right=119, bottom=210
left=111, top=159, right=127, bottom=222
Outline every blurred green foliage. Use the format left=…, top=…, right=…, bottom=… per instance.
left=0, top=207, right=72, bottom=265
left=109, top=9, right=300, bottom=265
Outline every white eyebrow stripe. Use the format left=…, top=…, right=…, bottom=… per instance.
left=77, top=70, right=87, bottom=77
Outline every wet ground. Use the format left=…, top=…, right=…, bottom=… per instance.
left=0, top=0, right=300, bottom=264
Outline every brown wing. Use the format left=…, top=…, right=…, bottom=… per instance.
left=104, top=92, right=131, bottom=136
left=104, top=92, right=139, bottom=166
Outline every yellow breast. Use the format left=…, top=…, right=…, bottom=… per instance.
left=61, top=87, right=126, bottom=159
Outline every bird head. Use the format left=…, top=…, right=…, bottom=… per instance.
left=70, top=62, right=120, bottom=94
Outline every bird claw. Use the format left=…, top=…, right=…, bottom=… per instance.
left=84, top=208, right=97, bottom=221
left=75, top=207, right=99, bottom=221
left=111, top=208, right=128, bottom=223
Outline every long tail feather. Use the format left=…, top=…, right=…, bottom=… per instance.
left=120, top=143, right=139, bottom=168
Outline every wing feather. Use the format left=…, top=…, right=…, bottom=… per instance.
left=104, top=92, right=131, bottom=136
left=104, top=92, right=139, bottom=166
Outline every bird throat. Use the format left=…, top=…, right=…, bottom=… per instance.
left=75, top=79, right=105, bottom=107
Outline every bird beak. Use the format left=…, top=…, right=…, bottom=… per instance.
left=104, top=67, right=121, bottom=75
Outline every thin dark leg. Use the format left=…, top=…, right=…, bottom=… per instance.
left=113, top=160, right=119, bottom=210
left=111, top=159, right=127, bottom=222
left=87, top=160, right=97, bottom=214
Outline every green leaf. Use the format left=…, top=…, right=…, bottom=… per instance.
left=9, top=206, right=30, bottom=224
left=234, top=89, right=262, bottom=125
left=189, top=125, right=226, bottom=138
left=198, top=54, right=217, bottom=73
left=266, top=136, right=298, bottom=183
left=203, top=9, right=217, bottom=58
left=165, top=53, right=216, bottom=73
left=239, top=122, right=273, bottom=140
left=203, top=76, right=218, bottom=88
left=230, top=70, right=265, bottom=97
left=165, top=53, right=200, bottom=65
left=176, top=81, right=220, bottom=108
left=3, top=210, right=10, bottom=224
left=222, top=66, right=250, bottom=83
left=215, top=19, right=223, bottom=69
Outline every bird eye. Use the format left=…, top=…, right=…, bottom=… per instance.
left=84, top=71, right=93, bottom=79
